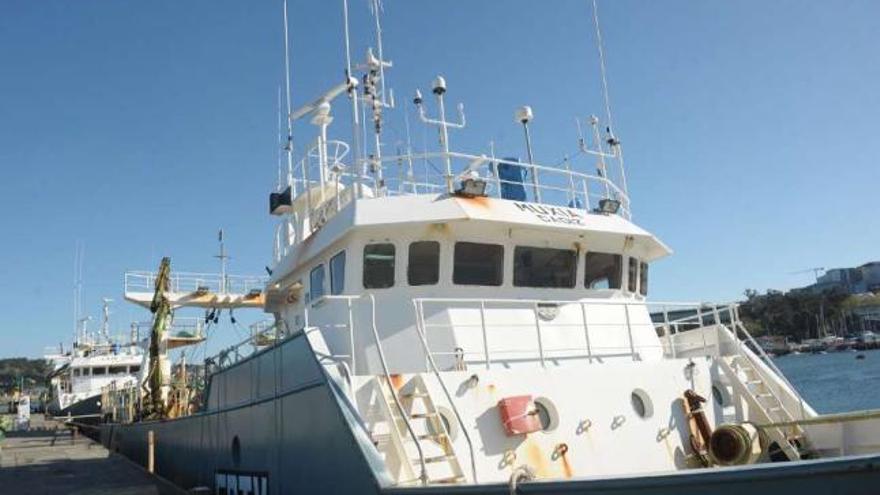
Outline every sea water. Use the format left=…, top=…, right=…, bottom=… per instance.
left=774, top=349, right=880, bottom=413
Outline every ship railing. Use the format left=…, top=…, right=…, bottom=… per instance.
left=729, top=308, right=808, bottom=420
left=124, top=271, right=267, bottom=296
left=412, top=298, right=721, bottom=368
left=272, top=148, right=633, bottom=259
left=204, top=320, right=288, bottom=373
left=288, top=151, right=630, bottom=217
left=308, top=294, right=478, bottom=484
left=131, top=316, right=206, bottom=340
left=653, top=302, right=808, bottom=420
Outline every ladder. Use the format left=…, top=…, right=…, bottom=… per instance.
left=719, top=355, right=809, bottom=461
left=369, top=375, right=466, bottom=486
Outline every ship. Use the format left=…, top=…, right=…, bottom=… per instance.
left=94, top=1, right=880, bottom=493
left=46, top=299, right=144, bottom=423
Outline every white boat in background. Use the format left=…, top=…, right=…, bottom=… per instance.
left=94, top=1, right=880, bottom=493
left=46, top=299, right=144, bottom=422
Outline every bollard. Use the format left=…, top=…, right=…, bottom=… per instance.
left=148, top=430, right=155, bottom=473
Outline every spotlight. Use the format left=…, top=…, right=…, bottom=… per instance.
left=596, top=198, right=621, bottom=215
left=455, top=176, right=488, bottom=198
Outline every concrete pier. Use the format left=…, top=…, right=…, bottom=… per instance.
left=0, top=416, right=184, bottom=495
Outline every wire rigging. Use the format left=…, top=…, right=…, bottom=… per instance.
left=591, top=0, right=615, bottom=134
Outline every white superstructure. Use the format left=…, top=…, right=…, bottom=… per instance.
left=47, top=299, right=144, bottom=417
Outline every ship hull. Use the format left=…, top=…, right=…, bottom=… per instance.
left=99, top=331, right=383, bottom=493
left=97, top=331, right=880, bottom=494
left=385, top=454, right=880, bottom=494
left=52, top=393, right=103, bottom=424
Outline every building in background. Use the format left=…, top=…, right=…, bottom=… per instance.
left=802, top=261, right=880, bottom=295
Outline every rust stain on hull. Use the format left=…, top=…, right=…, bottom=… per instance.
left=522, top=439, right=550, bottom=479
left=559, top=452, right=573, bottom=478
left=389, top=374, right=404, bottom=390
left=455, top=195, right=492, bottom=213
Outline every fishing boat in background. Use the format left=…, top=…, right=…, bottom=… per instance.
left=46, top=299, right=144, bottom=423
left=91, top=1, right=880, bottom=493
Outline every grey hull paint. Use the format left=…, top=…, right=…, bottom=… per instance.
left=100, top=331, right=383, bottom=493
left=99, top=331, right=880, bottom=494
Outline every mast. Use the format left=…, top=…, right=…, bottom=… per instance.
left=101, top=298, right=113, bottom=343
left=215, top=229, right=228, bottom=295
left=283, top=0, right=295, bottom=197
left=591, top=0, right=630, bottom=212
left=343, top=0, right=364, bottom=198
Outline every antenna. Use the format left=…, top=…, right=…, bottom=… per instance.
left=101, top=298, right=113, bottom=342
left=73, top=241, right=85, bottom=346
left=589, top=115, right=611, bottom=199
left=413, top=76, right=466, bottom=192
left=277, top=86, right=283, bottom=190
left=591, top=0, right=614, bottom=134
left=515, top=106, right=540, bottom=203
left=282, top=0, right=295, bottom=197
left=369, top=0, right=391, bottom=107
left=342, top=0, right=364, bottom=197
left=403, top=103, right=416, bottom=193
left=591, top=0, right=630, bottom=212
left=215, top=229, right=229, bottom=294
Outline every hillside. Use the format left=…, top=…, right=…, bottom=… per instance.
left=0, top=358, right=50, bottom=394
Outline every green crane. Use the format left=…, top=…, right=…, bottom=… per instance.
left=143, top=257, right=172, bottom=419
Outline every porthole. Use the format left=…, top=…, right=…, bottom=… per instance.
left=428, top=406, right=459, bottom=442
left=631, top=389, right=653, bottom=419
left=533, top=397, right=559, bottom=432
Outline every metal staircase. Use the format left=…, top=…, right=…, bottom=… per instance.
left=719, top=353, right=809, bottom=461
left=369, top=375, right=466, bottom=486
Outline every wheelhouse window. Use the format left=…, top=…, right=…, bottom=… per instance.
left=364, top=243, right=395, bottom=289
left=453, top=242, right=504, bottom=286
left=514, top=246, right=576, bottom=288
left=584, top=252, right=622, bottom=289
left=129, top=365, right=140, bottom=373
left=109, top=366, right=127, bottom=375
left=330, top=251, right=346, bottom=295
left=627, top=257, right=638, bottom=293
left=73, top=368, right=81, bottom=377
left=92, top=366, right=107, bottom=376
left=639, top=261, right=649, bottom=296
left=310, top=264, right=325, bottom=301
left=408, top=241, right=440, bottom=286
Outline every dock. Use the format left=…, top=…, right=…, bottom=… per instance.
left=0, top=416, right=184, bottom=495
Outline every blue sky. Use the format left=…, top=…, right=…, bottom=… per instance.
left=1, top=0, right=878, bottom=358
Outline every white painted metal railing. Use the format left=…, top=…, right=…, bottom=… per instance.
left=130, top=316, right=206, bottom=340
left=411, top=297, right=715, bottom=368
left=272, top=148, right=634, bottom=261
left=205, top=320, right=285, bottom=371
left=309, top=294, right=479, bottom=484
left=124, top=271, right=267, bottom=296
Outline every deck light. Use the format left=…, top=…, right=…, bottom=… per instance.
left=455, top=175, right=488, bottom=198
left=596, top=198, right=621, bottom=215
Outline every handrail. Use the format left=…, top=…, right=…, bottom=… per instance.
left=124, top=270, right=267, bottom=295
left=414, top=296, right=703, bottom=307
left=318, top=294, right=429, bottom=485
left=413, top=297, right=690, bottom=367
left=731, top=317, right=807, bottom=420
left=281, top=147, right=635, bottom=239
left=413, top=300, right=479, bottom=483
